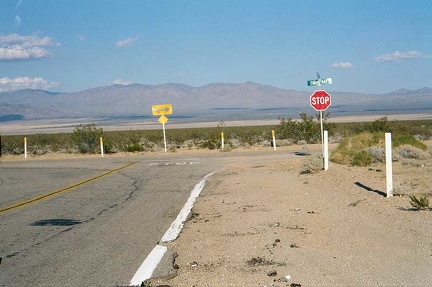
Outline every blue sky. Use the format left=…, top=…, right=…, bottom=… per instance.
left=0, top=0, right=431, bottom=94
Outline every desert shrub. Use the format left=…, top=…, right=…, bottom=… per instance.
left=220, top=144, right=232, bottom=152
left=29, top=146, right=49, bottom=156
left=125, top=143, right=142, bottom=152
left=329, top=152, right=347, bottom=165
left=366, top=146, right=385, bottom=162
left=235, top=132, right=263, bottom=146
left=106, top=130, right=158, bottom=152
left=71, top=123, right=103, bottom=154
left=229, top=138, right=242, bottom=148
left=262, top=139, right=272, bottom=147
left=394, top=145, right=431, bottom=160
left=1, top=118, right=429, bottom=155
left=30, top=133, right=51, bottom=146
left=409, top=195, right=430, bottom=210
left=26, top=133, right=72, bottom=154
left=101, top=138, right=115, bottom=154
left=142, top=139, right=158, bottom=151
left=197, top=137, right=221, bottom=149
left=300, top=154, right=323, bottom=174
left=121, top=131, right=143, bottom=152
left=278, top=113, right=317, bottom=144
left=278, top=139, right=293, bottom=146
left=366, top=116, right=392, bottom=133
left=351, top=150, right=373, bottom=166
left=1, top=134, right=71, bottom=155
left=350, top=132, right=382, bottom=149
left=279, top=112, right=336, bottom=144
left=182, top=139, right=195, bottom=149
left=335, top=118, right=432, bottom=140
left=331, top=129, right=431, bottom=167
left=1, top=136, right=22, bottom=155
left=393, top=135, right=427, bottom=150
left=330, top=132, right=383, bottom=166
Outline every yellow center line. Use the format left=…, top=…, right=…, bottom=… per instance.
left=0, top=161, right=138, bottom=214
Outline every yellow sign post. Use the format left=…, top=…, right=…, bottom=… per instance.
left=152, top=104, right=173, bottom=152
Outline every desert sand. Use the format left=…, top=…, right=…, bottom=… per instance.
left=145, top=144, right=432, bottom=287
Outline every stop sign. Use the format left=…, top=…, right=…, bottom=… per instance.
left=310, top=90, right=331, bottom=111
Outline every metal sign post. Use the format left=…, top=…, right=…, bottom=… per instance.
left=158, top=114, right=169, bottom=152
left=307, top=74, right=332, bottom=169
left=162, top=123, right=167, bottom=153
left=153, top=105, right=172, bottom=153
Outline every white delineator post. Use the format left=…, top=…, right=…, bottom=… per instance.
left=221, top=132, right=224, bottom=149
left=385, top=133, right=393, bottom=197
left=323, top=130, right=329, bottom=171
left=162, top=123, right=167, bottom=153
left=100, top=137, right=104, bottom=157
left=272, top=130, right=276, bottom=151
left=24, top=137, right=27, bottom=159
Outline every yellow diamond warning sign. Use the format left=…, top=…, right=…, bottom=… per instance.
left=158, top=114, right=168, bottom=125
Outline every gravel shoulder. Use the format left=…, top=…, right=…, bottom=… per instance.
left=148, top=147, right=432, bottom=286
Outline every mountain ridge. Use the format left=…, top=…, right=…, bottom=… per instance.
left=0, top=82, right=431, bottom=123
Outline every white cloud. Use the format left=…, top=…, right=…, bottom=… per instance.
left=0, top=34, right=59, bottom=61
left=330, top=62, right=354, bottom=68
left=78, top=35, right=86, bottom=41
left=113, top=79, right=132, bottom=85
left=115, top=36, right=139, bottom=48
left=374, top=51, right=431, bottom=62
left=0, top=77, right=58, bottom=91
left=0, top=46, right=49, bottom=60
left=0, top=34, right=59, bottom=47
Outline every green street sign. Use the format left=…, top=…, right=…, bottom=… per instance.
left=307, top=77, right=332, bottom=86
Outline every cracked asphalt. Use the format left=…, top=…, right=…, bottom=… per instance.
left=0, top=154, right=219, bottom=286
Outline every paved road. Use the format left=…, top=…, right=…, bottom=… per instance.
left=0, top=150, right=297, bottom=286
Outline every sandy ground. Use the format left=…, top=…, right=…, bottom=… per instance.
left=144, top=146, right=432, bottom=287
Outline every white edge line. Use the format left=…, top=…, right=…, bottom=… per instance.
left=129, top=172, right=217, bottom=286
left=130, top=245, right=167, bottom=286
left=160, top=172, right=214, bottom=243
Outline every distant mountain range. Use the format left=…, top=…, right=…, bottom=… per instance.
left=1, top=82, right=431, bottom=124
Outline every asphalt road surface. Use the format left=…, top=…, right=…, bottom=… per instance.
left=0, top=150, right=295, bottom=286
